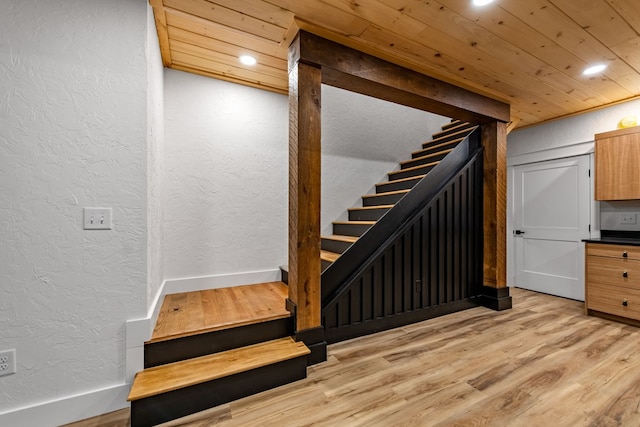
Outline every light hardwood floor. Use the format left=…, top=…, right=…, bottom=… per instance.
left=65, top=288, right=640, bottom=426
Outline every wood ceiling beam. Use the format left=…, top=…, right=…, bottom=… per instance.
left=290, top=30, right=510, bottom=125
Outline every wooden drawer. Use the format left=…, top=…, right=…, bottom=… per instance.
left=587, top=256, right=640, bottom=288
left=587, top=282, right=640, bottom=321
left=586, top=243, right=640, bottom=260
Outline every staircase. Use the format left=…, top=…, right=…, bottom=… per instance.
left=127, top=120, right=479, bottom=426
left=320, top=120, right=477, bottom=272
left=127, top=282, right=310, bottom=427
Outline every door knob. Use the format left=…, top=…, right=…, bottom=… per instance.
left=514, top=230, right=525, bottom=235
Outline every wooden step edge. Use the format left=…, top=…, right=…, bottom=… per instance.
left=322, top=234, right=359, bottom=243
left=377, top=175, right=426, bottom=186
left=361, top=189, right=410, bottom=199
left=128, top=337, right=310, bottom=401
left=401, top=148, right=453, bottom=165
left=321, top=250, right=340, bottom=262
left=416, top=137, right=464, bottom=153
left=441, top=119, right=466, bottom=130
left=432, top=122, right=474, bottom=137
left=389, top=161, right=439, bottom=176
left=333, top=220, right=376, bottom=225
left=348, top=204, right=394, bottom=211
left=146, top=311, right=293, bottom=344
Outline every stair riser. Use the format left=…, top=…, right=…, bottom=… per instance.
left=363, top=192, right=405, bottom=206
left=423, top=127, right=474, bottom=148
left=349, top=207, right=390, bottom=221
left=412, top=140, right=459, bottom=158
left=440, top=120, right=464, bottom=131
left=333, top=223, right=373, bottom=237
left=401, top=152, right=448, bottom=170
left=376, top=177, right=421, bottom=193
left=321, top=238, right=354, bottom=254
left=431, top=123, right=475, bottom=140
left=144, top=317, right=293, bottom=368
left=389, top=163, right=437, bottom=181
left=322, top=258, right=332, bottom=272
left=130, top=357, right=308, bottom=427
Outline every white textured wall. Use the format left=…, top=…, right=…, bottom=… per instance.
left=508, top=99, right=640, bottom=155
left=146, top=6, right=165, bottom=308
left=0, top=0, right=148, bottom=420
left=321, top=86, right=449, bottom=234
left=163, top=73, right=449, bottom=279
left=163, top=70, right=289, bottom=279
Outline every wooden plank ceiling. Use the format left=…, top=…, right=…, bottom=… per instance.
left=149, top=0, right=640, bottom=128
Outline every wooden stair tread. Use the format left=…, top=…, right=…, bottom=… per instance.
left=417, top=137, right=464, bottom=152
left=333, top=220, right=376, bottom=225
left=349, top=204, right=394, bottom=211
left=323, top=234, right=359, bottom=243
left=432, top=122, right=473, bottom=137
left=389, top=161, right=439, bottom=175
left=128, top=337, right=310, bottom=401
left=321, top=250, right=341, bottom=262
left=401, top=148, right=453, bottom=165
left=378, top=175, right=425, bottom=185
left=149, top=282, right=290, bottom=343
left=362, top=189, right=409, bottom=198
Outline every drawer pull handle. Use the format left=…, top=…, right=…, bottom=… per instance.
left=623, top=299, right=629, bottom=307
left=623, top=251, right=628, bottom=258
left=623, top=271, right=629, bottom=278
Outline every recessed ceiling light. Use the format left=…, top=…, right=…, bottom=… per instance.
left=472, top=0, right=494, bottom=6
left=239, top=55, right=257, bottom=66
left=583, top=64, right=607, bottom=75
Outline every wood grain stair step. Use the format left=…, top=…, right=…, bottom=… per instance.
left=376, top=175, right=425, bottom=193
left=332, top=220, right=376, bottom=237
left=401, top=149, right=453, bottom=169
left=388, top=161, right=439, bottom=181
left=348, top=204, right=393, bottom=221
left=424, top=126, right=475, bottom=148
left=362, top=189, right=409, bottom=206
left=412, top=138, right=462, bottom=158
left=431, top=122, right=473, bottom=139
left=321, top=235, right=358, bottom=254
left=129, top=337, right=309, bottom=401
left=440, top=119, right=465, bottom=131
left=129, top=337, right=310, bottom=427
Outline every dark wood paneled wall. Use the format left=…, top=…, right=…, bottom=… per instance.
left=323, top=151, right=484, bottom=343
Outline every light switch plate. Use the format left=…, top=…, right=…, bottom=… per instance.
left=83, top=207, right=112, bottom=230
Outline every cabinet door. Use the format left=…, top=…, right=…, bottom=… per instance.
left=595, top=128, right=640, bottom=200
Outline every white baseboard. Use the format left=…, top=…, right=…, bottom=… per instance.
left=0, top=383, right=129, bottom=427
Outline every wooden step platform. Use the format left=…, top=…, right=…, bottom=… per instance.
left=144, top=282, right=293, bottom=367
left=129, top=337, right=310, bottom=427
left=150, top=281, right=290, bottom=343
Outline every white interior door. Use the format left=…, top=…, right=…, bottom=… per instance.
left=513, top=155, right=590, bottom=300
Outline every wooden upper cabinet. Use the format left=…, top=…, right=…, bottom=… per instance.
left=595, top=126, right=640, bottom=200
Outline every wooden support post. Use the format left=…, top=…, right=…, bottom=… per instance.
left=288, top=35, right=326, bottom=363
left=480, top=122, right=511, bottom=310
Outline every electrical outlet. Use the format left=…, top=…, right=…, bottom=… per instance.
left=83, top=207, right=112, bottom=230
left=0, top=349, right=16, bottom=377
left=620, top=214, right=637, bottom=225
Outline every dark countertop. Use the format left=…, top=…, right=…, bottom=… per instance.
left=583, top=230, right=640, bottom=246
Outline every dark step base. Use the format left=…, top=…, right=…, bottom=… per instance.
left=389, top=163, right=437, bottom=181
left=349, top=206, right=390, bottom=221
left=322, top=258, right=332, bottom=271
left=333, top=222, right=374, bottom=237
left=412, top=139, right=460, bottom=159
left=130, top=356, right=308, bottom=427
left=440, top=119, right=464, bottom=131
left=144, top=317, right=293, bottom=368
left=401, top=151, right=449, bottom=169
left=280, top=265, right=288, bottom=285
left=423, top=126, right=475, bottom=148
left=321, top=237, right=355, bottom=254
left=363, top=191, right=406, bottom=206
left=376, top=176, right=423, bottom=193
left=431, top=122, right=474, bottom=140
